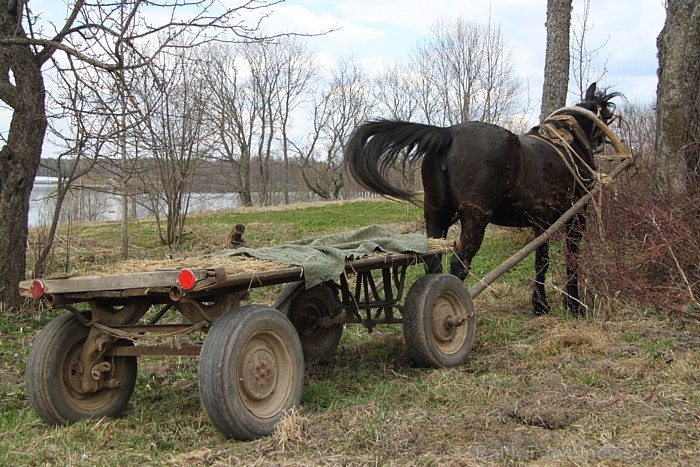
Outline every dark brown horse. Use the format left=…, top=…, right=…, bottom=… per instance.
left=345, top=83, right=621, bottom=316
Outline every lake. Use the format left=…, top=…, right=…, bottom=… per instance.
left=28, top=178, right=328, bottom=227
left=29, top=177, right=242, bottom=227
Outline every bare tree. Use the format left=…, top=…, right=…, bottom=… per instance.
left=296, top=58, right=372, bottom=199
left=655, top=0, right=700, bottom=191
left=244, top=41, right=280, bottom=206
left=540, top=0, right=572, bottom=121
left=206, top=45, right=255, bottom=207
left=0, top=0, right=287, bottom=305
left=134, top=49, right=211, bottom=248
left=412, top=19, right=480, bottom=125
left=373, top=62, right=420, bottom=121
left=476, top=21, right=522, bottom=123
left=205, top=39, right=318, bottom=206
left=273, top=38, right=317, bottom=204
left=0, top=6, right=48, bottom=303
left=409, top=18, right=522, bottom=126
left=570, top=0, right=609, bottom=100
left=619, top=100, right=657, bottom=162
left=33, top=66, right=114, bottom=277
left=206, top=43, right=281, bottom=207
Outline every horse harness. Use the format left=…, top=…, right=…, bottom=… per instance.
left=525, top=114, right=599, bottom=191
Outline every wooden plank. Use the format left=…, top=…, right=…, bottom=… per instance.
left=183, top=249, right=452, bottom=296
left=107, top=345, right=202, bottom=357
left=29, top=270, right=190, bottom=294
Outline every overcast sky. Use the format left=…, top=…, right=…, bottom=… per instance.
left=2, top=0, right=666, bottom=157
left=266, top=0, right=665, bottom=108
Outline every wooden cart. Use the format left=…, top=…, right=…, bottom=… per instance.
left=19, top=244, right=476, bottom=440
left=20, top=107, right=632, bottom=440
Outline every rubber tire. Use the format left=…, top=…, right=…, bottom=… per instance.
left=403, top=274, right=476, bottom=368
left=273, top=281, right=305, bottom=314
left=26, top=312, right=137, bottom=425
left=198, top=305, right=304, bottom=440
left=288, top=283, right=343, bottom=359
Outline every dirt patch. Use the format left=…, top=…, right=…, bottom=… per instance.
left=503, top=372, right=587, bottom=429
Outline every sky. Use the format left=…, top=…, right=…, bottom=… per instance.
left=264, top=0, right=666, bottom=108
left=1, top=0, right=666, bottom=156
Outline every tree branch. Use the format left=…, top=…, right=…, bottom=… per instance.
left=37, top=0, right=85, bottom=64
left=0, top=76, right=18, bottom=109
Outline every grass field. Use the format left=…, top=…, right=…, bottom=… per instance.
left=2, top=199, right=698, bottom=465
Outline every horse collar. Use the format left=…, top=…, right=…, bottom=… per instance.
left=532, top=115, right=591, bottom=153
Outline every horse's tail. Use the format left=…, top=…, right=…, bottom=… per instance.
left=344, top=120, right=453, bottom=203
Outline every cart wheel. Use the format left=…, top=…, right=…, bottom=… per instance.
left=198, top=305, right=304, bottom=440
left=288, top=283, right=343, bottom=359
left=403, top=274, right=476, bottom=368
left=273, top=281, right=305, bottom=314
left=26, top=312, right=137, bottom=425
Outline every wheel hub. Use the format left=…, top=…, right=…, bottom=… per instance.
left=298, top=309, right=322, bottom=339
left=241, top=346, right=277, bottom=401
left=65, top=348, right=89, bottom=395
left=431, top=298, right=458, bottom=343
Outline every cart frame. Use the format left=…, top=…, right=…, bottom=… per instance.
left=20, top=245, right=478, bottom=440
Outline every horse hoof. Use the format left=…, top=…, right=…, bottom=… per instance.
left=532, top=301, right=551, bottom=315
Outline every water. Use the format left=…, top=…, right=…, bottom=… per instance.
left=28, top=180, right=335, bottom=227
left=29, top=179, right=242, bottom=227
left=29, top=178, right=60, bottom=227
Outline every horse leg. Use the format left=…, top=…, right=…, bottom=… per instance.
left=422, top=163, right=455, bottom=273
left=449, top=206, right=488, bottom=281
left=564, top=215, right=585, bottom=316
left=532, top=240, right=551, bottom=315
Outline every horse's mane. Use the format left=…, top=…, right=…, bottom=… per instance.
left=585, top=87, right=625, bottom=119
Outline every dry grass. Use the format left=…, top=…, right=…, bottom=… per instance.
left=139, top=306, right=700, bottom=466
left=580, top=180, right=700, bottom=320
left=88, top=254, right=293, bottom=276
left=162, top=321, right=698, bottom=466
left=5, top=199, right=700, bottom=465
left=41, top=234, right=452, bottom=288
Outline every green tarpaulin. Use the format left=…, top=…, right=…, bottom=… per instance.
left=210, top=225, right=429, bottom=288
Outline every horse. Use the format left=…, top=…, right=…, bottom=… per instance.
left=345, top=83, right=621, bottom=316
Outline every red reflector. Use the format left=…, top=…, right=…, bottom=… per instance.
left=30, top=280, right=45, bottom=299
left=178, top=269, right=197, bottom=291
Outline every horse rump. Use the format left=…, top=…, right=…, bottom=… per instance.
left=344, top=120, right=453, bottom=203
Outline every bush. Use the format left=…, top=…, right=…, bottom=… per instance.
left=580, top=175, right=699, bottom=319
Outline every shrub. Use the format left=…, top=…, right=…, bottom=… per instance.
left=580, top=173, right=699, bottom=319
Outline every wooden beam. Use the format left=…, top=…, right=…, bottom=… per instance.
left=25, top=270, right=187, bottom=294
left=107, top=345, right=202, bottom=357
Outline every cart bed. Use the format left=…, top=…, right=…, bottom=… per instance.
left=20, top=243, right=453, bottom=303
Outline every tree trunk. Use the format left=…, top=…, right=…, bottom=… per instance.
left=540, top=0, right=572, bottom=122
left=655, top=0, right=700, bottom=192
left=0, top=12, right=48, bottom=305
left=119, top=89, right=130, bottom=259
left=282, top=129, right=290, bottom=204
left=239, top=149, right=253, bottom=207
